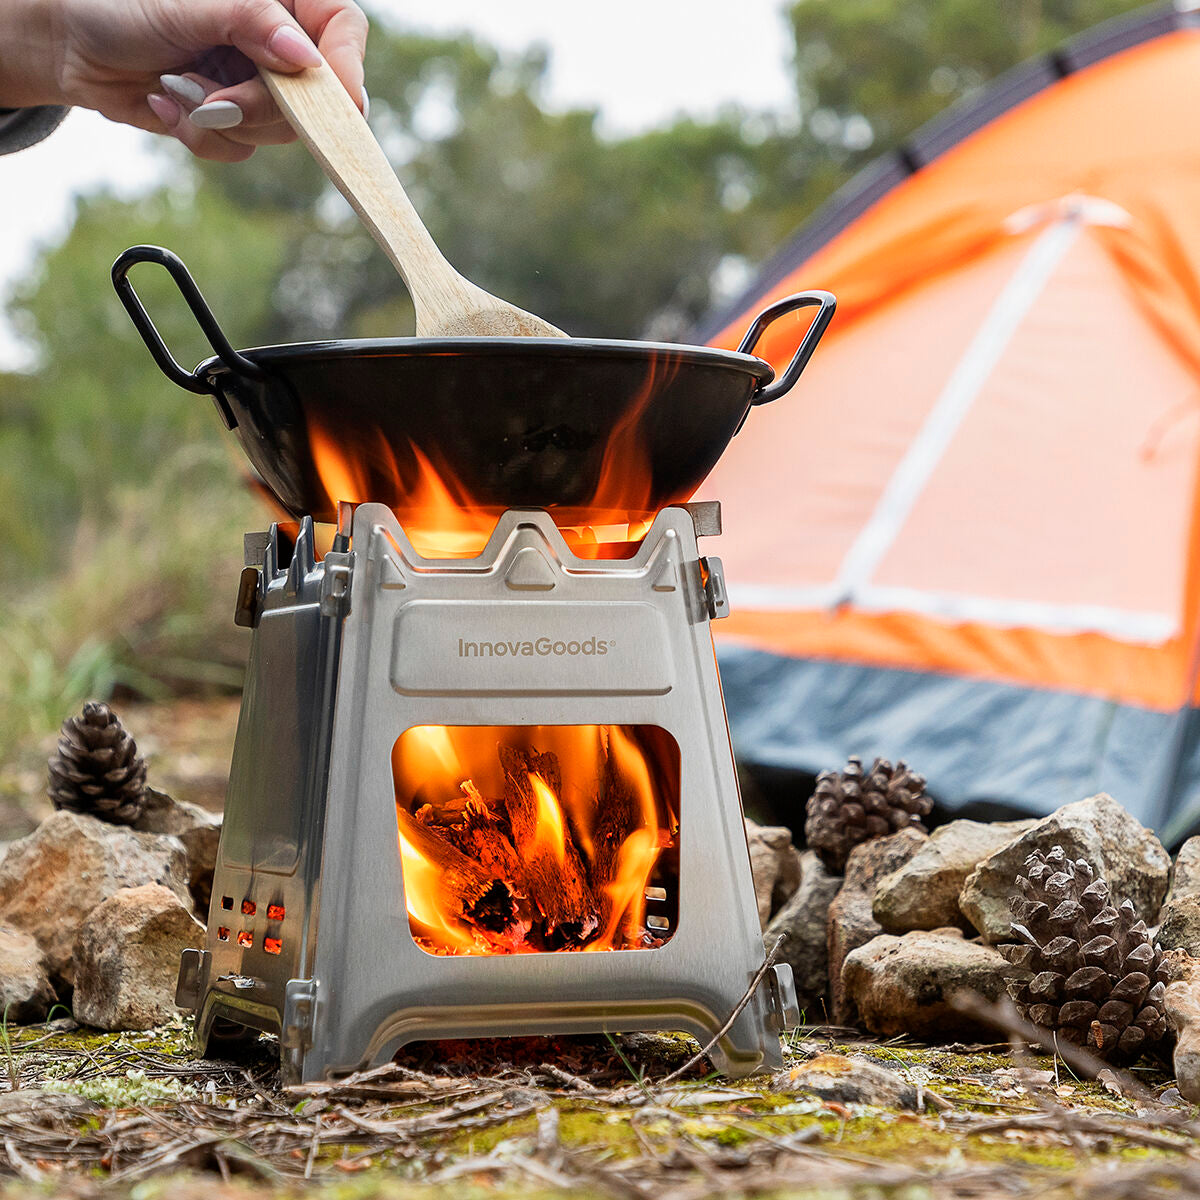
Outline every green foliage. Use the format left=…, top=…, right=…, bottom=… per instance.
left=0, top=445, right=258, bottom=758
left=2, top=183, right=286, bottom=582
left=786, top=0, right=1146, bottom=176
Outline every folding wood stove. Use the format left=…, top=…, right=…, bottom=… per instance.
left=176, top=501, right=799, bottom=1082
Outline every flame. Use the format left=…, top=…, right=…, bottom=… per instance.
left=397, top=824, right=478, bottom=954
left=305, top=353, right=681, bottom=558
left=528, top=771, right=567, bottom=861
left=393, top=725, right=680, bottom=956
left=594, top=827, right=661, bottom=949
left=593, top=725, right=672, bottom=943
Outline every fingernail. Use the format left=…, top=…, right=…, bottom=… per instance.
left=160, top=74, right=207, bottom=107
left=147, top=93, right=181, bottom=129
left=190, top=100, right=244, bottom=130
left=361, top=86, right=370, bottom=120
left=269, top=24, right=323, bottom=68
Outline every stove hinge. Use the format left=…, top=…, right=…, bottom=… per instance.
left=319, top=551, right=353, bottom=618
left=699, top=556, right=730, bottom=620
left=764, top=962, right=802, bottom=1030
left=175, top=947, right=210, bottom=1011
left=281, top=977, right=319, bottom=1058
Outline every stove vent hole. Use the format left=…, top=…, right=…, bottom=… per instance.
left=267, top=904, right=285, bottom=921
left=221, top=896, right=233, bottom=910
left=217, top=927, right=229, bottom=941
left=264, top=937, right=282, bottom=956
left=241, top=900, right=256, bottom=916
left=237, top=931, right=253, bottom=948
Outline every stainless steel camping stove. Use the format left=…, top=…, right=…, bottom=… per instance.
left=175, top=500, right=799, bottom=1083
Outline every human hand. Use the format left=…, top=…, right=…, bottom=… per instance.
left=0, top=0, right=368, bottom=161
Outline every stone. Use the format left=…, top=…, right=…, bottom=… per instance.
left=827, top=828, right=927, bottom=1025
left=0, top=810, right=192, bottom=987
left=764, top=850, right=842, bottom=1020
left=959, top=795, right=1169, bottom=943
left=72, top=884, right=204, bottom=1031
left=744, top=818, right=803, bottom=929
left=1163, top=947, right=1200, bottom=984
left=1158, top=894, right=1200, bottom=955
left=1168, top=837, right=1200, bottom=905
left=133, top=787, right=222, bottom=912
left=0, top=925, right=56, bottom=1022
left=840, top=929, right=1014, bottom=1040
left=873, top=819, right=1036, bottom=935
left=1163, top=952, right=1200, bottom=1103
left=775, top=1052, right=918, bottom=1109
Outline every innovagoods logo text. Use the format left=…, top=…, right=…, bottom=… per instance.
left=458, top=636, right=614, bottom=658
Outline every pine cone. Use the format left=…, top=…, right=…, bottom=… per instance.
left=47, top=701, right=147, bottom=826
left=999, top=847, right=1168, bottom=1064
left=803, top=756, right=931, bottom=874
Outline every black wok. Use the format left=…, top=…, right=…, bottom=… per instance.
left=113, top=245, right=835, bottom=524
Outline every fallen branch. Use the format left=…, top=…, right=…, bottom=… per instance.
left=658, top=937, right=784, bottom=1087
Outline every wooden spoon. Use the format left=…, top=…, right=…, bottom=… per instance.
left=261, top=61, right=567, bottom=339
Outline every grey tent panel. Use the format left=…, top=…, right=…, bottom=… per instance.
left=718, top=644, right=1183, bottom=833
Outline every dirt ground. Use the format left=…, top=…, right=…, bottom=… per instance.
left=1, top=1016, right=1198, bottom=1199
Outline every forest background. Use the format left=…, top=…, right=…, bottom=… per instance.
left=0, top=0, right=1146, bottom=776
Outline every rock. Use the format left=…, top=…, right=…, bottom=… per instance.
left=775, top=1052, right=918, bottom=1109
left=0, top=810, right=192, bottom=987
left=959, top=795, right=1169, bottom=943
left=1163, top=953, right=1200, bottom=1103
left=1163, top=947, right=1200, bottom=984
left=1158, top=895, right=1200, bottom=955
left=874, top=819, right=1036, bottom=935
left=840, top=929, right=1014, bottom=1040
left=1168, top=837, right=1200, bottom=905
left=0, top=925, right=56, bottom=1022
left=72, top=884, right=204, bottom=1031
left=133, top=787, right=222, bottom=912
left=745, top=818, right=803, bottom=929
left=764, top=850, right=842, bottom=1019
left=827, top=828, right=927, bottom=1025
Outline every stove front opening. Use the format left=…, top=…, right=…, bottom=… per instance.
left=392, top=725, right=680, bottom=956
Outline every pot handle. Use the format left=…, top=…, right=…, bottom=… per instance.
left=739, top=290, right=836, bottom=406
left=111, top=245, right=265, bottom=396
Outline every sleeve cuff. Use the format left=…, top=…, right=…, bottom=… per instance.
left=0, top=105, right=69, bottom=154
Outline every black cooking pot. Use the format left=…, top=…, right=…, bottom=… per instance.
left=113, top=245, right=835, bottom=523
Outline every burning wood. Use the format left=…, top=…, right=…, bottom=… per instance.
left=396, top=732, right=676, bottom=956
left=589, top=751, right=644, bottom=943
left=499, top=747, right=599, bottom=946
left=396, top=807, right=527, bottom=952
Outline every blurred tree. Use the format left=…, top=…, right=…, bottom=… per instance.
left=785, top=0, right=1145, bottom=183
left=192, top=26, right=792, bottom=344
left=2, top=185, right=286, bottom=576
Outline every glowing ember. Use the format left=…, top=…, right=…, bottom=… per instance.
left=392, top=725, right=680, bottom=956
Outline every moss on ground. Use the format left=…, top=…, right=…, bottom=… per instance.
left=0, top=1023, right=1192, bottom=1199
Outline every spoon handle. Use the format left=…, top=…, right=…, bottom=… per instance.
left=261, top=61, right=474, bottom=318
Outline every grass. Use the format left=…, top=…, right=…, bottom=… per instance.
left=0, top=444, right=264, bottom=798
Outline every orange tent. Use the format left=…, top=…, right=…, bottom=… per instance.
left=699, top=3, right=1200, bottom=838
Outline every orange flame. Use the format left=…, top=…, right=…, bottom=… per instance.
left=306, top=352, right=682, bottom=558
left=392, top=725, right=680, bottom=956
left=528, top=771, right=567, bottom=861
left=397, top=827, right=479, bottom=954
